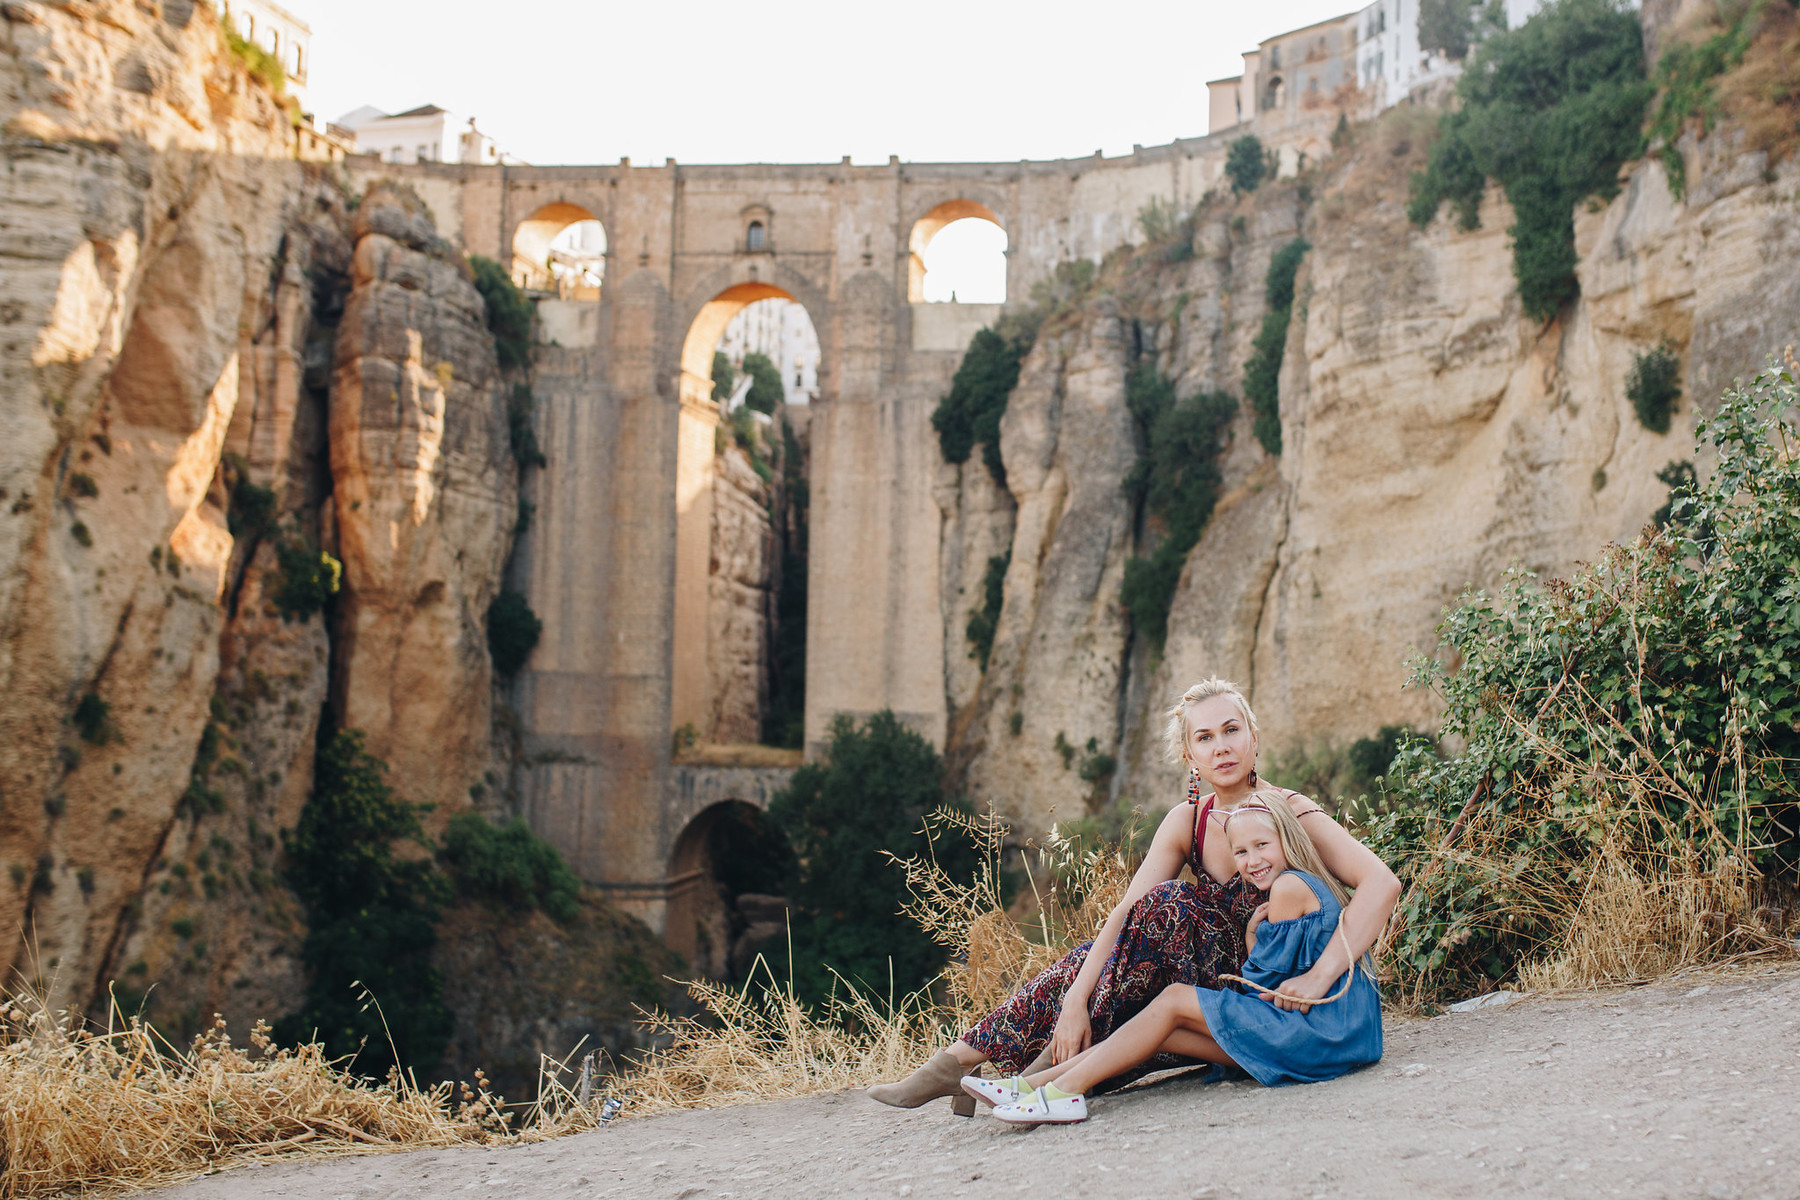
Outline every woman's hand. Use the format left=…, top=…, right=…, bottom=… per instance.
left=1257, top=963, right=1335, bottom=1013
left=1050, top=999, right=1092, bottom=1063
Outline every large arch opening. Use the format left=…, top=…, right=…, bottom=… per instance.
left=664, top=801, right=795, bottom=979
left=907, top=199, right=1008, bottom=304
left=511, top=202, right=606, bottom=300
left=671, top=284, right=817, bottom=760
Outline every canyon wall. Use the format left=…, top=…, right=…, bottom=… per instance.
left=944, top=115, right=1800, bottom=832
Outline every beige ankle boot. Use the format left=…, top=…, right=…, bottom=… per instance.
left=867, top=1049, right=970, bottom=1112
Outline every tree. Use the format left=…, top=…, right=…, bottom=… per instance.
left=741, top=351, right=786, bottom=414
left=766, top=711, right=979, bottom=1003
left=1225, top=135, right=1268, bottom=194
left=711, top=351, right=738, bottom=404
left=277, top=731, right=451, bottom=1075
left=1417, top=0, right=1505, bottom=60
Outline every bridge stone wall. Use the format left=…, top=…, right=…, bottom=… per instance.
left=345, top=123, right=1333, bottom=933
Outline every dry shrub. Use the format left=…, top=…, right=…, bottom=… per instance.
left=1717, top=0, right=1800, bottom=167
left=609, top=808, right=1132, bottom=1116
left=1314, top=103, right=1443, bottom=229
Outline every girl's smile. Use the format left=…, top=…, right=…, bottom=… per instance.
left=1230, top=817, right=1289, bottom=891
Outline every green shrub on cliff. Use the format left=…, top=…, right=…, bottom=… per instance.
left=1628, top=340, right=1683, bottom=434
left=1366, top=361, right=1800, bottom=1001
left=272, top=540, right=341, bottom=622
left=487, top=589, right=542, bottom=677
left=741, top=351, right=786, bottom=414
left=1226, top=135, right=1268, bottom=194
left=1120, top=365, right=1238, bottom=658
left=932, top=326, right=1029, bottom=485
left=1645, top=0, right=1760, bottom=200
left=506, top=385, right=547, bottom=470
left=766, top=711, right=979, bottom=1005
left=1243, top=238, right=1309, bottom=457
left=711, top=351, right=738, bottom=404
left=442, top=812, right=580, bottom=922
left=964, top=551, right=1009, bottom=671
left=470, top=255, right=533, bottom=369
left=279, top=730, right=451, bottom=1075
left=1406, top=0, right=1651, bottom=323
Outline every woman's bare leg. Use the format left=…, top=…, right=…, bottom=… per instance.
left=946, top=1040, right=986, bottom=1069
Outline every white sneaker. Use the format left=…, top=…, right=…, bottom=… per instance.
left=990, top=1086, right=1088, bottom=1125
left=960, top=1074, right=1028, bottom=1108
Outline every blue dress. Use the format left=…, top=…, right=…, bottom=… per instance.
left=1195, top=870, right=1383, bottom=1086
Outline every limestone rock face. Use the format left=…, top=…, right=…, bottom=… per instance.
left=706, top=444, right=774, bottom=744
left=0, top=0, right=314, bottom=1007
left=328, top=185, right=517, bottom=827
left=952, top=131, right=1800, bottom=833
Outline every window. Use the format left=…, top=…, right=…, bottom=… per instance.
left=746, top=221, right=766, bottom=251
left=388, top=146, right=403, bottom=163
left=418, top=144, right=435, bottom=162
left=1271, top=44, right=1281, bottom=69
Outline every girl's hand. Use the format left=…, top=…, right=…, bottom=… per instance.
left=1258, top=966, right=1333, bottom=1013
left=1246, top=902, right=1270, bottom=934
left=1050, top=1000, right=1092, bottom=1063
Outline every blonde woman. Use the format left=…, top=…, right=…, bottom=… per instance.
left=868, top=678, right=1400, bottom=1112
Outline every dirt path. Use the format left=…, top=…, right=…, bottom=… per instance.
left=159, top=964, right=1800, bottom=1200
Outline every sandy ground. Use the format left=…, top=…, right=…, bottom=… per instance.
left=157, top=963, right=1800, bottom=1200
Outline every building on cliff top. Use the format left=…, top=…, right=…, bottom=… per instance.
left=1208, top=0, right=1549, bottom=137
left=222, top=0, right=310, bottom=104
left=333, top=105, right=521, bottom=166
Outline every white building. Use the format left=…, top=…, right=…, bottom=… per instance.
left=333, top=106, right=516, bottom=166
left=717, top=300, right=820, bottom=406
left=1209, top=0, right=1550, bottom=136
left=223, top=0, right=310, bottom=105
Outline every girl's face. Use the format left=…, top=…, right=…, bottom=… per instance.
left=1182, top=694, right=1258, bottom=790
left=1229, top=814, right=1288, bottom=892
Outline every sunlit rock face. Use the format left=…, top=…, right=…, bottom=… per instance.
left=328, top=184, right=516, bottom=831
left=705, top=444, right=775, bottom=746
left=945, top=132, right=1800, bottom=833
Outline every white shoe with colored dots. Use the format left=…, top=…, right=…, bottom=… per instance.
left=960, top=1074, right=1028, bottom=1108
left=990, top=1085, right=1088, bottom=1125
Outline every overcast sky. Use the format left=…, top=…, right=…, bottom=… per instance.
left=298, top=0, right=1362, bottom=167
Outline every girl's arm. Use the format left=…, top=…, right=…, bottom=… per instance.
left=1050, top=803, right=1197, bottom=1061
left=1264, top=796, right=1401, bottom=1013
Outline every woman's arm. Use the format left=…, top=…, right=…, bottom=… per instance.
left=1243, top=901, right=1269, bottom=955
left=1049, top=803, right=1196, bottom=1061
left=1262, top=796, right=1401, bottom=1012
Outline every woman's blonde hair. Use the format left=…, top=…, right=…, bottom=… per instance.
left=1163, top=677, right=1260, bottom=765
left=1223, top=788, right=1351, bottom=910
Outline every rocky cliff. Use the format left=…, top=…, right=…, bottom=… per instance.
left=944, top=105, right=1800, bottom=833
left=0, top=1, right=546, bottom=1047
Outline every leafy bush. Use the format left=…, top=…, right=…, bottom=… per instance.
left=1628, top=340, right=1683, bottom=434
left=1226, top=135, right=1268, bottom=194
left=741, top=352, right=786, bottom=414
left=486, top=589, right=542, bottom=677
left=1646, top=1, right=1759, bottom=200
left=506, top=384, right=547, bottom=469
left=1120, top=366, right=1238, bottom=657
left=766, top=711, right=980, bottom=1004
left=711, top=351, right=738, bottom=404
left=277, top=731, right=451, bottom=1074
left=221, top=14, right=285, bottom=94
left=1406, top=0, right=1651, bottom=323
left=1243, top=238, right=1309, bottom=457
left=1418, top=0, right=1506, bottom=59
left=272, top=541, right=341, bottom=622
left=469, top=256, right=533, bottom=370
left=1651, top=459, right=1698, bottom=529
left=964, top=552, right=1009, bottom=671
left=932, top=326, right=1029, bottom=484
left=441, top=812, right=580, bottom=922
left=1136, top=198, right=1195, bottom=264
left=228, top=476, right=277, bottom=540
left=67, top=472, right=98, bottom=499
left=1366, top=362, right=1800, bottom=1001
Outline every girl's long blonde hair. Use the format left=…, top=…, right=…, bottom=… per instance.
left=1224, top=787, right=1351, bottom=910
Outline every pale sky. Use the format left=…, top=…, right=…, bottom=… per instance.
left=297, top=0, right=1363, bottom=167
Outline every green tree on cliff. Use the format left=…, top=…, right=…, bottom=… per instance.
left=741, top=351, right=787, bottom=414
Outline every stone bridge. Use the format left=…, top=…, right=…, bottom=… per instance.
left=346, top=122, right=1335, bottom=951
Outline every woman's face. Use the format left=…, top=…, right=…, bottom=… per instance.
left=1182, top=694, right=1258, bottom=790
left=1229, top=814, right=1287, bottom=891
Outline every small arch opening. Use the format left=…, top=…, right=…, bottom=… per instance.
left=907, top=200, right=1007, bottom=304
left=665, top=801, right=795, bottom=979
left=746, top=220, right=767, bottom=252
left=511, top=202, right=606, bottom=300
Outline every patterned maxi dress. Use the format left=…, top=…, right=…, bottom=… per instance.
left=959, top=777, right=1265, bottom=1074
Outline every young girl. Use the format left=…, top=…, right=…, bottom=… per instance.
left=965, top=791, right=1383, bottom=1123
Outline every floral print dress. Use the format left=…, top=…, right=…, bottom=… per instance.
left=960, top=776, right=1265, bottom=1074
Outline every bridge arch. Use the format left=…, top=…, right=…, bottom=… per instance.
left=511, top=201, right=607, bottom=299
left=908, top=198, right=1007, bottom=304
left=665, top=798, right=791, bottom=977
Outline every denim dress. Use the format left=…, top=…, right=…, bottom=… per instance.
left=1196, top=870, right=1383, bottom=1086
